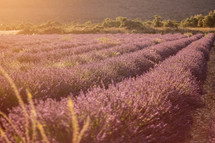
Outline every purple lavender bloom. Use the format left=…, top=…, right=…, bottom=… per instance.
left=1, top=33, right=214, bottom=143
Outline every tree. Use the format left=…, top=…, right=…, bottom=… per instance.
left=203, top=15, right=214, bottom=27
left=203, top=11, right=215, bottom=27
left=153, top=15, right=163, bottom=27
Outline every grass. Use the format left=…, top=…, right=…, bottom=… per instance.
left=0, top=66, right=90, bottom=143
left=68, top=99, right=90, bottom=143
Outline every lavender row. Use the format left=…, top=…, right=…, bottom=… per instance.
left=0, top=34, right=164, bottom=55
left=2, top=33, right=214, bottom=143
left=14, top=37, right=161, bottom=67
left=0, top=34, right=202, bottom=112
left=1, top=34, right=186, bottom=68
left=0, top=34, right=120, bottom=64
left=13, top=37, right=147, bottom=65
left=46, top=34, right=187, bottom=67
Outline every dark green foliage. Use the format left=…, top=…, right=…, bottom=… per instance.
left=3, top=9, right=215, bottom=34
left=203, top=11, right=215, bottom=27
left=195, top=14, right=204, bottom=27
left=181, top=11, right=215, bottom=28
left=119, top=19, right=143, bottom=29
left=163, top=20, right=178, bottom=28
left=142, top=20, right=153, bottom=26
left=102, top=17, right=144, bottom=30
left=203, top=15, right=214, bottom=27
left=102, top=18, right=120, bottom=28
left=124, top=20, right=143, bottom=29
left=84, top=21, right=92, bottom=26
left=180, top=16, right=199, bottom=27
left=39, top=26, right=65, bottom=34
left=116, top=16, right=128, bottom=27
left=153, top=15, right=163, bottom=27
left=116, top=17, right=144, bottom=29
left=38, top=21, right=62, bottom=29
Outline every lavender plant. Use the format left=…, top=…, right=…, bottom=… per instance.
left=1, top=33, right=214, bottom=143
left=0, top=34, right=202, bottom=112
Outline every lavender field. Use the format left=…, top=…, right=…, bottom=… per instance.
left=0, top=33, right=215, bottom=143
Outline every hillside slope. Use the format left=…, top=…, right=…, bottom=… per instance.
left=0, top=0, right=215, bottom=23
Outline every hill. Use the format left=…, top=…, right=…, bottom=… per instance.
left=0, top=0, right=215, bottom=23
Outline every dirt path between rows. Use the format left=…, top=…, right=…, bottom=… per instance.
left=185, top=43, right=215, bottom=143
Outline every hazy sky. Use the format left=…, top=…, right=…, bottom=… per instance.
left=0, top=0, right=214, bottom=23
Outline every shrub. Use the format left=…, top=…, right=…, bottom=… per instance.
left=122, top=20, right=143, bottom=29
left=203, top=11, right=215, bottom=27
left=38, top=21, right=62, bottom=29
left=180, top=16, right=198, bottom=27
left=181, top=11, right=215, bottom=28
left=116, top=16, right=128, bottom=27
left=194, top=14, right=204, bottom=27
left=116, top=17, right=144, bottom=29
left=84, top=21, right=92, bottom=26
left=102, top=18, right=120, bottom=28
left=203, top=15, right=214, bottom=27
left=142, top=20, right=153, bottom=26
left=38, top=26, right=65, bottom=34
left=163, top=20, right=178, bottom=28
left=153, top=15, right=163, bottom=27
